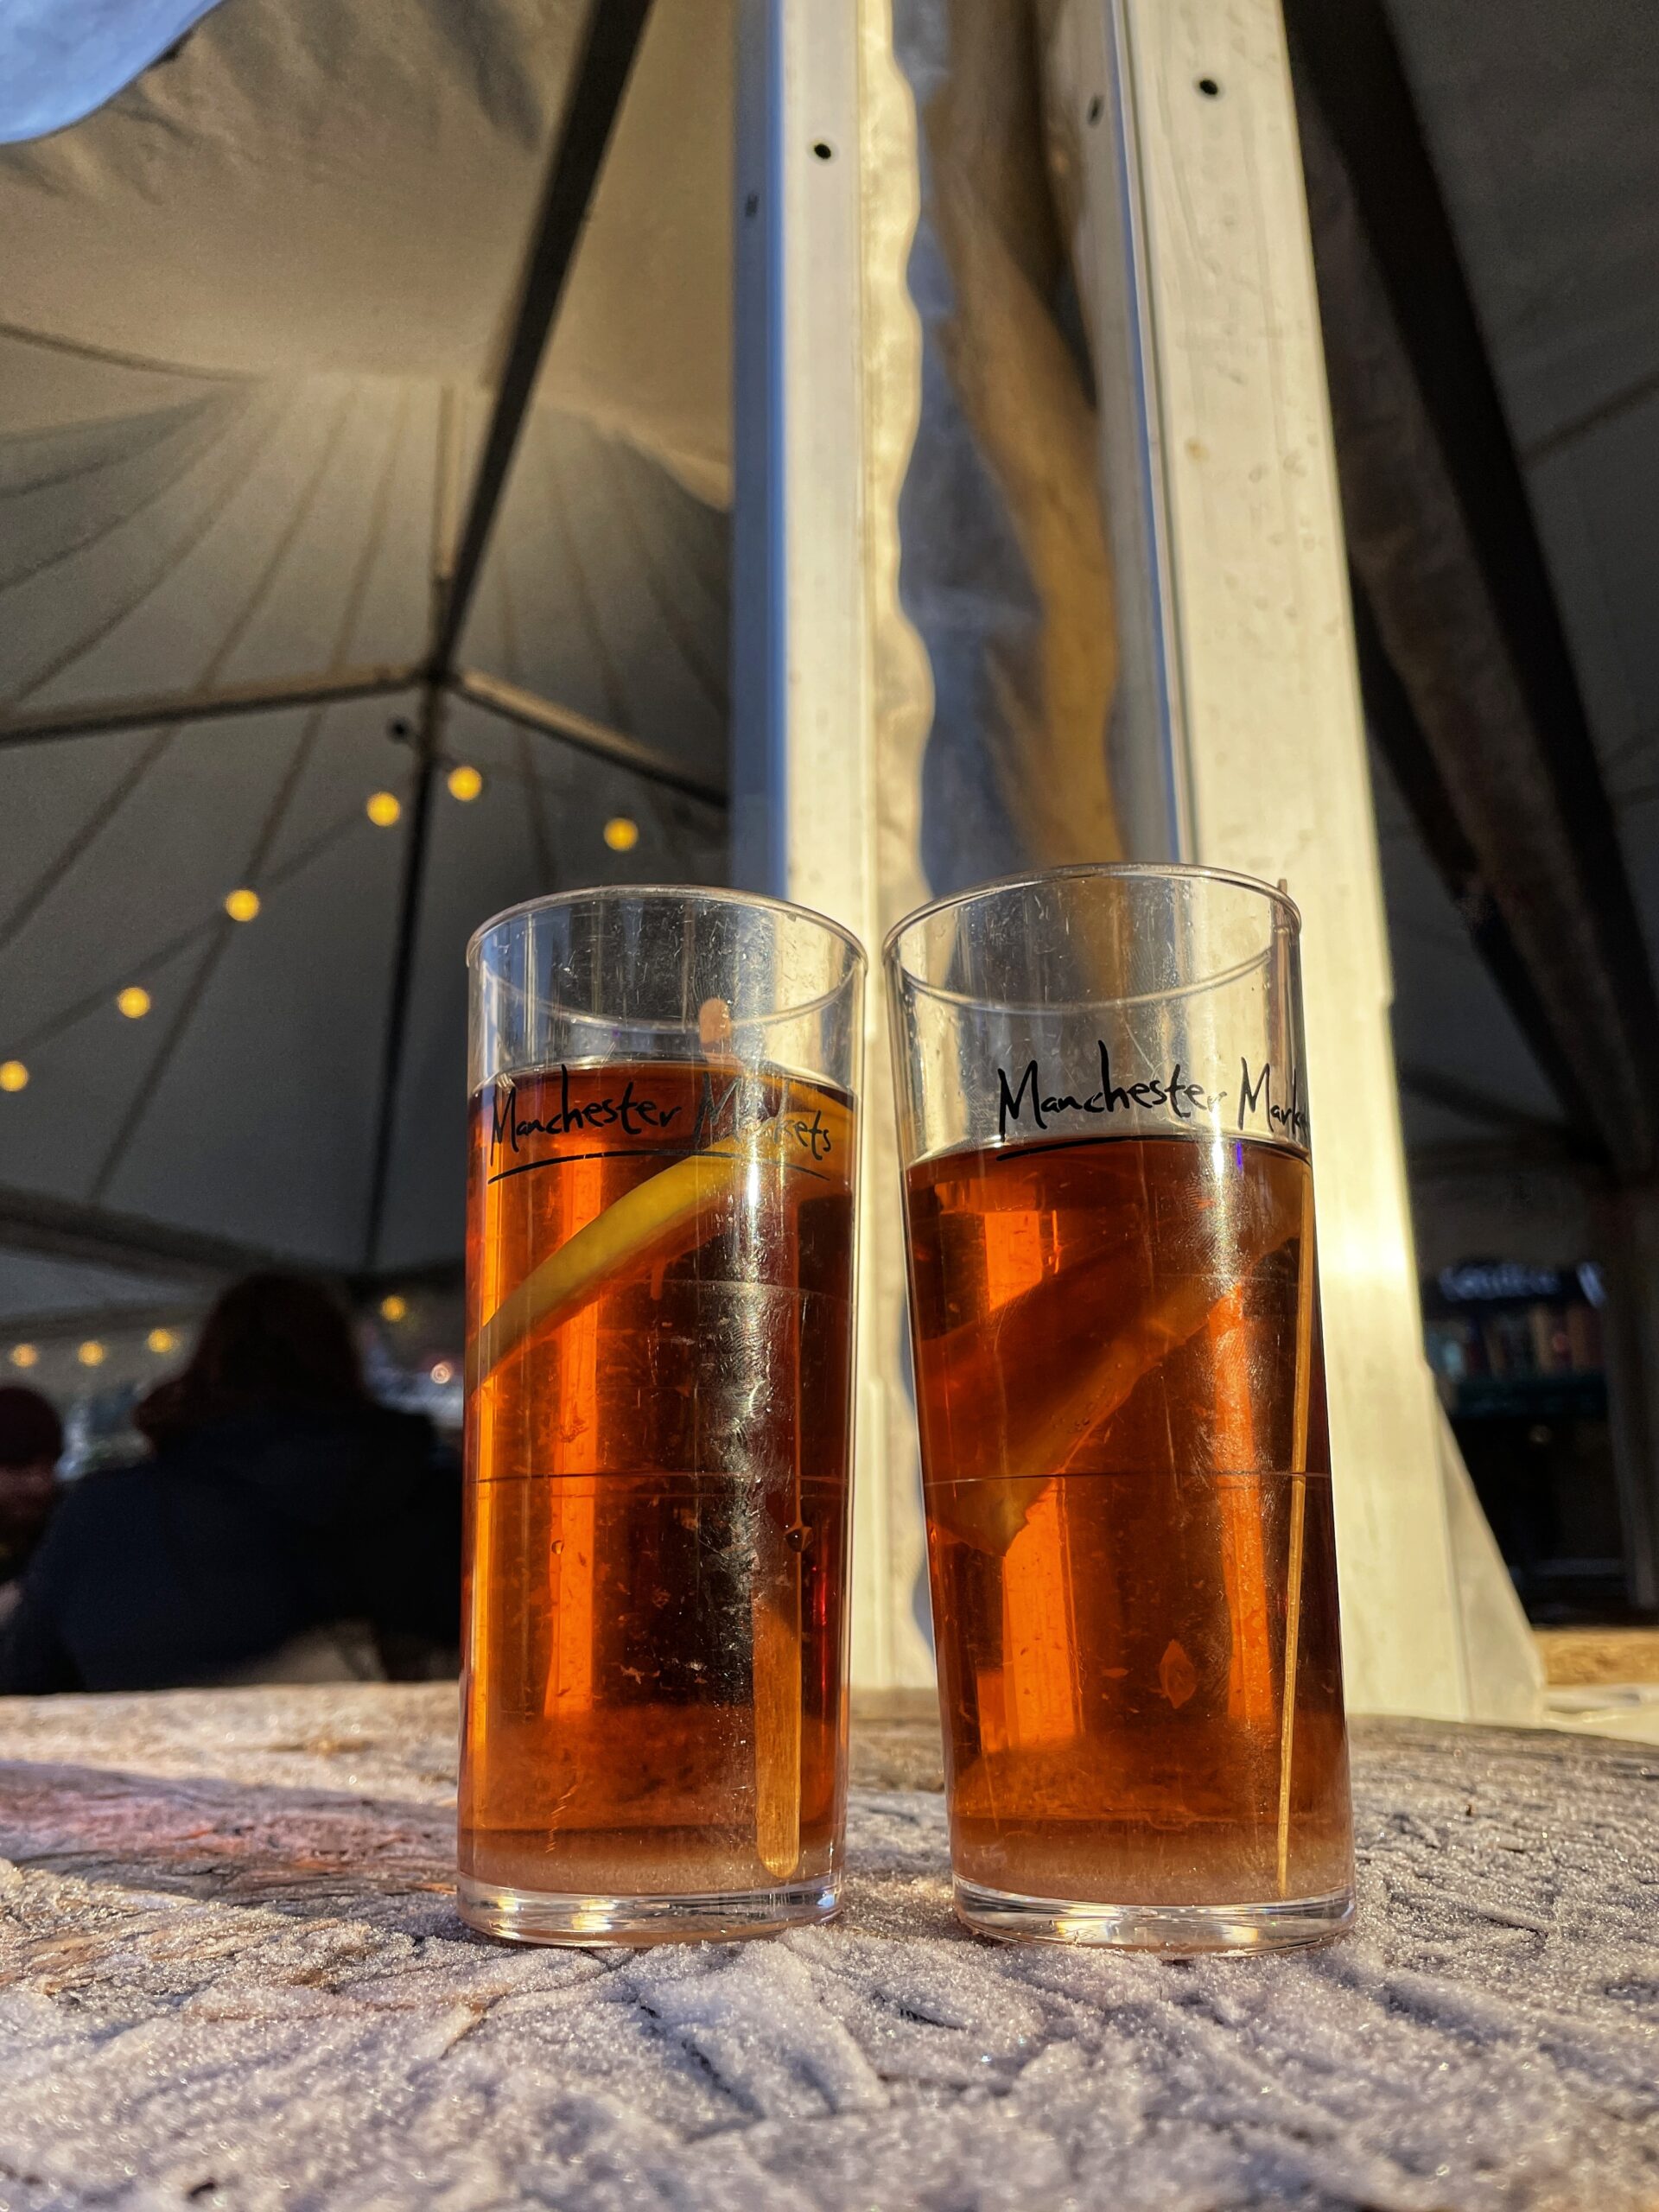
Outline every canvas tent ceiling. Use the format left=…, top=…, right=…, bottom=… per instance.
left=0, top=0, right=734, bottom=1304
left=4, top=0, right=1656, bottom=1338
left=0, top=0, right=732, bottom=498
left=1368, top=0, right=1659, bottom=1244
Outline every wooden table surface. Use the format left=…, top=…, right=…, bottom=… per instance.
left=1, top=1685, right=1656, bottom=2210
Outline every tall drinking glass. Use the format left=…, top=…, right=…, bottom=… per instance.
left=887, top=864, right=1353, bottom=1952
left=461, top=887, right=864, bottom=1943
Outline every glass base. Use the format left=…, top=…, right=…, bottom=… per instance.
left=954, top=1878, right=1354, bottom=1954
left=456, top=1872, right=841, bottom=1947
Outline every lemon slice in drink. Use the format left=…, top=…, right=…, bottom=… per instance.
left=927, top=1221, right=1299, bottom=1557
left=469, top=1091, right=852, bottom=1387
left=469, top=1077, right=849, bottom=1887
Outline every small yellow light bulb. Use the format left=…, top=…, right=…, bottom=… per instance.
left=147, top=1327, right=178, bottom=1355
left=10, top=1344, right=39, bottom=1370
left=78, top=1340, right=105, bottom=1368
left=0, top=1060, right=27, bottom=1092
left=366, top=791, right=403, bottom=828
left=225, top=888, right=261, bottom=922
left=603, top=817, right=639, bottom=853
left=379, top=1294, right=408, bottom=1323
left=447, top=764, right=483, bottom=803
left=117, top=986, right=152, bottom=1020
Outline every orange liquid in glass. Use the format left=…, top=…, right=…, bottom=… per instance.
left=906, top=1131, right=1351, bottom=1906
left=461, top=1062, right=855, bottom=1898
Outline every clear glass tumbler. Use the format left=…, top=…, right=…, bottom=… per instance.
left=459, top=887, right=864, bottom=1943
left=886, top=864, right=1354, bottom=1952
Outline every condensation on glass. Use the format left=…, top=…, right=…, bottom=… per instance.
left=887, top=863, right=1354, bottom=1952
left=460, top=887, right=864, bottom=1944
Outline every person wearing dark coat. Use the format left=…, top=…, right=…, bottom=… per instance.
left=0, top=1384, right=63, bottom=1624
left=0, top=1274, right=461, bottom=1694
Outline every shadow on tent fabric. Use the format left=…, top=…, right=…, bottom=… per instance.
left=0, top=1274, right=460, bottom=1695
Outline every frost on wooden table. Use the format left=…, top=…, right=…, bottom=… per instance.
left=1, top=1684, right=1656, bottom=2211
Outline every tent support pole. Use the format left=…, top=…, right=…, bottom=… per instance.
left=362, top=683, right=442, bottom=1270
left=359, top=0, right=656, bottom=1271
left=731, top=0, right=936, bottom=1691
left=427, top=0, right=656, bottom=679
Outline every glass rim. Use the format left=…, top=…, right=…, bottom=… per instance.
left=467, top=881, right=868, bottom=973
left=881, top=861, right=1301, bottom=971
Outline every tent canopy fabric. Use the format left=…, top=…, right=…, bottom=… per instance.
left=1372, top=0, right=1659, bottom=1211
left=0, top=0, right=731, bottom=496
left=0, top=0, right=733, bottom=1293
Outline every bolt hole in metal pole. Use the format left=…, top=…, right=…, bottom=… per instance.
left=811, top=139, right=834, bottom=161
left=1197, top=76, right=1222, bottom=97
left=1087, top=94, right=1103, bottom=124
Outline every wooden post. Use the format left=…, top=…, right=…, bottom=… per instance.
left=1055, top=0, right=1470, bottom=1716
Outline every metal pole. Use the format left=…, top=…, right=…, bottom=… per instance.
left=428, top=0, right=656, bottom=681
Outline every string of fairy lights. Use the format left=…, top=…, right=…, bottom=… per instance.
left=9, top=1325, right=180, bottom=1376
left=0, top=777, right=642, bottom=1097
left=7, top=1306, right=460, bottom=1385
left=3, top=763, right=643, bottom=1377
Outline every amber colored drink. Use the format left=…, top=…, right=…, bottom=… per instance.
left=460, top=1060, right=855, bottom=1913
left=906, top=1130, right=1351, bottom=1912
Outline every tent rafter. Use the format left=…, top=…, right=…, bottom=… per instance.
left=453, top=667, right=725, bottom=805
left=359, top=0, right=657, bottom=1272
left=362, top=679, right=444, bottom=1269
left=0, top=664, right=729, bottom=805
left=0, top=1182, right=301, bottom=1285
left=1289, top=0, right=1659, bottom=1176
left=0, top=664, right=423, bottom=748
left=1394, top=1058, right=1591, bottom=1150
left=424, top=0, right=656, bottom=683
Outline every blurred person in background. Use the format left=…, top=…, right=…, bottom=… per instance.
left=0, top=1385, right=63, bottom=1627
left=0, top=1274, right=460, bottom=1694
